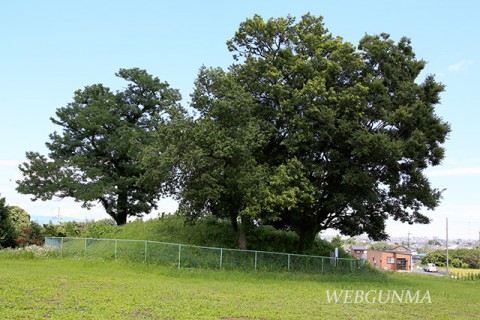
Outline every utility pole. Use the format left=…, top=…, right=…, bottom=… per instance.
left=407, top=232, right=411, bottom=250
left=446, top=218, right=449, bottom=274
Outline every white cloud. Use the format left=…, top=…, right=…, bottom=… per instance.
left=0, top=159, right=21, bottom=167
left=448, top=59, right=474, bottom=72
left=428, top=166, right=480, bottom=177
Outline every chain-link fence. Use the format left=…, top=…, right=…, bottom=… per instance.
left=45, top=237, right=363, bottom=273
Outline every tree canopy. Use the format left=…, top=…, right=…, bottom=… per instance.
left=0, top=195, right=17, bottom=248
left=16, top=68, right=185, bottom=225
left=7, top=206, right=30, bottom=235
left=164, top=14, right=449, bottom=251
left=16, top=14, right=450, bottom=251
left=225, top=14, right=449, bottom=250
left=169, top=67, right=267, bottom=249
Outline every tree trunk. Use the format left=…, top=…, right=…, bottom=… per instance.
left=229, top=211, right=247, bottom=249
left=297, top=226, right=320, bottom=253
left=238, top=224, right=247, bottom=250
left=237, top=216, right=249, bottom=250
left=115, top=212, right=128, bottom=225
left=115, top=189, right=129, bottom=225
left=230, top=213, right=238, bottom=232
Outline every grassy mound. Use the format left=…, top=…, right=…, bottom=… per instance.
left=82, top=215, right=346, bottom=257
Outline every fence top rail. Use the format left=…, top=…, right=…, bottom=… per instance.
left=45, top=237, right=359, bottom=262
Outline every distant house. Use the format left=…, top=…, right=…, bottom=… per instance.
left=412, top=253, right=426, bottom=264
left=350, top=245, right=368, bottom=259
left=366, top=246, right=412, bottom=272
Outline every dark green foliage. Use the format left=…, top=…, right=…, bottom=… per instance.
left=422, top=250, right=445, bottom=266
left=0, top=196, right=17, bottom=248
left=135, top=13, right=452, bottom=251
left=0, top=206, right=44, bottom=246
left=55, top=221, right=87, bottom=237
left=5, top=206, right=38, bottom=247
left=163, top=67, right=266, bottom=249
left=450, top=258, right=465, bottom=268
left=27, top=221, right=44, bottom=245
left=82, top=219, right=119, bottom=238
left=178, top=14, right=450, bottom=251
left=463, top=254, right=480, bottom=269
left=12, top=221, right=45, bottom=247
left=330, top=235, right=343, bottom=249
left=30, top=219, right=118, bottom=239
left=422, top=249, right=480, bottom=269
left=16, top=69, right=185, bottom=225
left=7, top=206, right=30, bottom=235
left=15, top=13, right=451, bottom=252
left=41, top=222, right=62, bottom=238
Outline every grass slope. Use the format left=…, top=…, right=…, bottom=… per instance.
left=1, top=254, right=479, bottom=319
left=87, top=216, right=345, bottom=257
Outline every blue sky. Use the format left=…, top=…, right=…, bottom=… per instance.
left=1, top=1, right=479, bottom=240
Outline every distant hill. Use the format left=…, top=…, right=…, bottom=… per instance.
left=30, top=216, right=78, bottom=225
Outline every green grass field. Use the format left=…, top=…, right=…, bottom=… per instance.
left=1, top=253, right=479, bottom=319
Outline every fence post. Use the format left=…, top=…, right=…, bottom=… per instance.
left=60, top=237, right=63, bottom=258
left=144, top=240, right=148, bottom=263
left=178, top=245, right=182, bottom=269
left=48, top=237, right=356, bottom=274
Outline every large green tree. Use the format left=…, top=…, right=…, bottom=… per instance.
left=16, top=68, right=184, bottom=225
left=166, top=67, right=266, bottom=249
left=223, top=14, right=449, bottom=251
left=7, top=206, right=30, bottom=231
left=0, top=195, right=17, bottom=248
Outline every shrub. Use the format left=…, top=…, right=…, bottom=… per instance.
left=0, top=196, right=17, bottom=248
left=463, top=254, right=480, bottom=269
left=83, top=219, right=119, bottom=238
left=423, top=249, right=480, bottom=269
left=28, top=221, right=45, bottom=245
left=451, top=258, right=465, bottom=268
